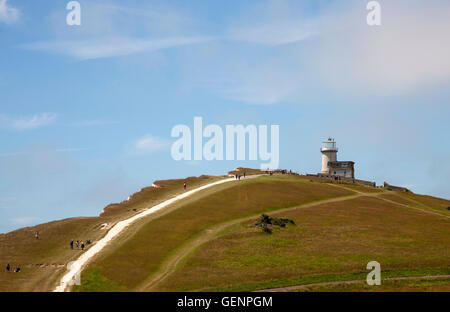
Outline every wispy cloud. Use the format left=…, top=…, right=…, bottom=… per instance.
left=0, top=112, right=57, bottom=130
left=21, top=1, right=212, bottom=60
left=0, top=147, right=86, bottom=157
left=70, top=119, right=117, bottom=127
left=0, top=0, right=19, bottom=24
left=227, top=20, right=317, bottom=46
left=0, top=151, right=23, bottom=157
left=184, top=0, right=450, bottom=105
left=53, top=148, right=87, bottom=153
left=22, top=36, right=214, bottom=60
left=309, top=0, right=450, bottom=93
left=133, top=134, right=170, bottom=154
left=0, top=197, right=15, bottom=202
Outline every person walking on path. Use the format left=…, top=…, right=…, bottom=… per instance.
left=70, top=240, right=74, bottom=250
left=183, top=182, right=186, bottom=190
left=6, top=263, right=10, bottom=273
left=35, top=231, right=39, bottom=240
left=81, top=241, right=85, bottom=251
left=76, top=240, right=79, bottom=249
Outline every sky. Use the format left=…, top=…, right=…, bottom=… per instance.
left=0, top=0, right=449, bottom=233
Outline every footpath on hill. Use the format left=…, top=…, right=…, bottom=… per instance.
left=54, top=176, right=243, bottom=292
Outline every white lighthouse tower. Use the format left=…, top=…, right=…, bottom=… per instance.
left=320, top=138, right=338, bottom=174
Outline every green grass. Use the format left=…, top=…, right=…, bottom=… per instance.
left=378, top=191, right=450, bottom=216
left=155, top=195, right=450, bottom=292
left=294, top=277, right=450, bottom=292
left=212, top=267, right=450, bottom=291
left=209, top=268, right=450, bottom=292
left=78, top=175, right=353, bottom=291
left=73, top=269, right=126, bottom=292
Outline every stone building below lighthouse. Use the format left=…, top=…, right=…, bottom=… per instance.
left=319, top=138, right=354, bottom=179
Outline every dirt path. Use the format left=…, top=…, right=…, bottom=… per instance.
left=54, top=177, right=239, bottom=292
left=329, top=183, right=450, bottom=219
left=135, top=193, right=363, bottom=291
left=255, top=275, right=450, bottom=292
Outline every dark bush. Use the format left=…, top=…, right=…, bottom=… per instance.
left=255, top=214, right=295, bottom=234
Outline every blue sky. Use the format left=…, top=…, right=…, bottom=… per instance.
left=1, top=0, right=449, bottom=233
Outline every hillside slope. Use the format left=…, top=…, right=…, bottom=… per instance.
left=0, top=175, right=224, bottom=292
left=74, top=174, right=449, bottom=292
left=1, top=172, right=449, bottom=292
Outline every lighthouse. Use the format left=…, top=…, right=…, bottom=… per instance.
left=319, top=138, right=355, bottom=179
left=321, top=138, right=338, bottom=174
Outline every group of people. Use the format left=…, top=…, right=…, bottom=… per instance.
left=5, top=263, right=20, bottom=273
left=235, top=172, right=246, bottom=180
left=70, top=239, right=90, bottom=251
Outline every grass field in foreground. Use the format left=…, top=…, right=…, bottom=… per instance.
left=75, top=175, right=353, bottom=291
left=154, top=194, right=450, bottom=291
left=288, top=277, right=450, bottom=292
left=0, top=175, right=223, bottom=292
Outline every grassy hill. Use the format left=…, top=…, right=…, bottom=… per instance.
left=1, top=171, right=449, bottom=292
left=0, top=175, right=224, bottom=291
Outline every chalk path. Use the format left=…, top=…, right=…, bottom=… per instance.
left=54, top=177, right=236, bottom=292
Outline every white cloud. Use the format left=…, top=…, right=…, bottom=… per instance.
left=0, top=0, right=19, bottom=24
left=0, top=151, right=23, bottom=157
left=21, top=1, right=212, bottom=60
left=0, top=197, right=15, bottom=202
left=310, top=0, right=450, bottom=94
left=0, top=112, right=57, bottom=130
left=184, top=0, right=450, bottom=105
left=22, top=36, right=214, bottom=60
left=0, top=147, right=86, bottom=157
left=227, top=20, right=316, bottom=46
left=70, top=119, right=117, bottom=127
left=53, top=148, right=87, bottom=153
left=134, top=134, right=170, bottom=154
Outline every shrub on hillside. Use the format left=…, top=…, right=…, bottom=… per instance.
left=255, top=214, right=295, bottom=234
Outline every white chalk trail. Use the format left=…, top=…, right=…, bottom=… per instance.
left=54, top=177, right=235, bottom=292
